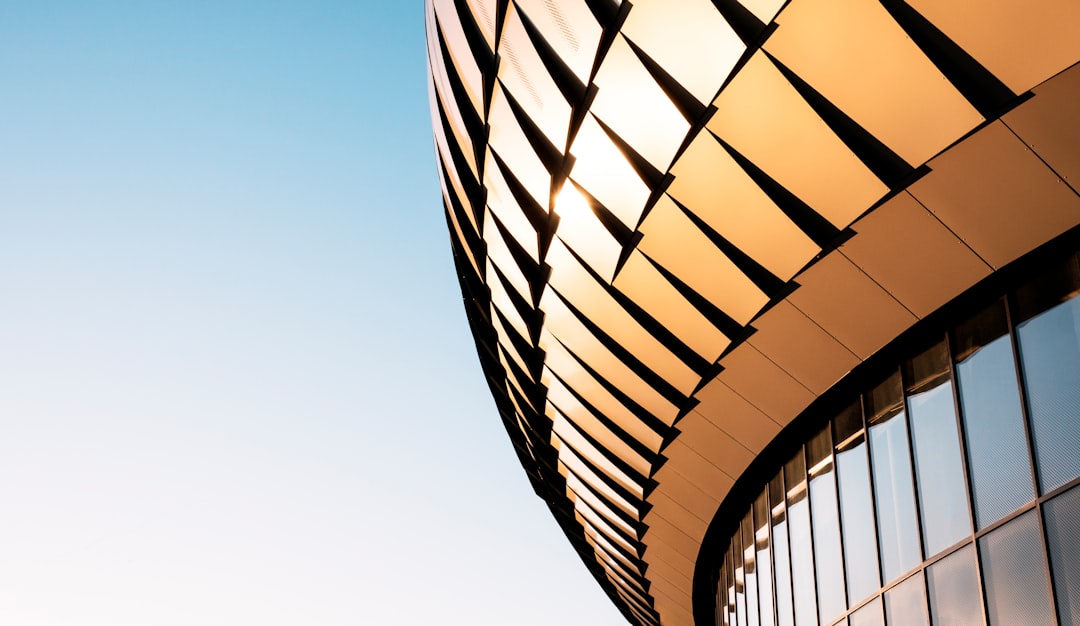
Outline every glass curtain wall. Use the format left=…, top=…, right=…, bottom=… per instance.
left=713, top=251, right=1080, bottom=626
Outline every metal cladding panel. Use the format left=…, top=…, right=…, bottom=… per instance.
left=425, top=0, right=1080, bottom=622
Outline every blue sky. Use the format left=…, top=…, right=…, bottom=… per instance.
left=0, top=3, right=625, bottom=624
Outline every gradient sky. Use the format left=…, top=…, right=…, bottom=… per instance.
left=0, top=3, right=626, bottom=624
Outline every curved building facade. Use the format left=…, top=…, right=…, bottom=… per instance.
left=424, top=0, right=1080, bottom=624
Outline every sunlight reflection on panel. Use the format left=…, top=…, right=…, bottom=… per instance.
left=567, top=115, right=652, bottom=230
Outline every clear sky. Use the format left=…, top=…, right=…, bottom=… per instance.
left=0, top=2, right=626, bottom=625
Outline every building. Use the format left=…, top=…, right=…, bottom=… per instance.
left=424, top=0, right=1080, bottom=623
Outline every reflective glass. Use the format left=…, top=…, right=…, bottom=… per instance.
left=735, top=513, right=748, bottom=626
left=927, top=545, right=984, bottom=626
left=744, top=511, right=761, bottom=626
left=978, top=509, right=1054, bottom=625
left=756, top=490, right=776, bottom=626
left=904, top=340, right=972, bottom=556
left=1014, top=256, right=1080, bottom=493
left=833, top=402, right=881, bottom=604
left=867, top=372, right=922, bottom=582
left=953, top=301, right=1035, bottom=528
left=808, top=427, right=846, bottom=623
left=771, top=471, right=796, bottom=626
left=725, top=548, right=737, bottom=626
left=786, top=452, right=818, bottom=626
left=1044, top=484, right=1080, bottom=624
left=847, top=597, right=883, bottom=626
left=884, top=573, right=929, bottom=626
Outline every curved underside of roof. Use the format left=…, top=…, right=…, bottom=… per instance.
left=424, top=0, right=1080, bottom=623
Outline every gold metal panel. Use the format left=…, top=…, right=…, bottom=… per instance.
left=645, top=537, right=696, bottom=577
left=540, top=290, right=680, bottom=427
left=487, top=87, right=553, bottom=210
left=515, top=0, right=603, bottom=83
left=545, top=384, right=653, bottom=476
left=613, top=250, right=731, bottom=361
left=430, top=0, right=484, bottom=115
left=907, top=0, right=1080, bottom=93
left=715, top=342, right=814, bottom=423
left=909, top=121, right=1080, bottom=269
left=590, top=36, right=690, bottom=171
left=841, top=192, right=991, bottom=318
left=559, top=446, right=636, bottom=517
left=655, top=440, right=735, bottom=500
left=649, top=590, right=695, bottom=626
left=483, top=167, right=540, bottom=263
left=739, top=0, right=788, bottom=24
left=430, top=58, right=480, bottom=177
left=465, top=0, right=500, bottom=49
left=620, top=0, right=744, bottom=104
left=765, top=0, right=983, bottom=166
left=484, top=222, right=531, bottom=301
left=567, top=114, right=652, bottom=230
left=669, top=414, right=756, bottom=480
left=437, top=178, right=481, bottom=278
left=546, top=240, right=700, bottom=393
left=668, top=133, right=820, bottom=281
left=542, top=332, right=666, bottom=450
left=690, top=380, right=781, bottom=451
left=649, top=470, right=724, bottom=528
left=645, top=551, right=693, bottom=589
left=788, top=251, right=917, bottom=359
left=551, top=187, right=623, bottom=280
left=498, top=6, right=573, bottom=150
left=1004, top=63, right=1080, bottom=190
left=648, top=492, right=708, bottom=539
left=637, top=194, right=771, bottom=324
left=551, top=417, right=644, bottom=498
left=487, top=273, right=530, bottom=342
left=747, top=300, right=861, bottom=394
left=642, top=513, right=700, bottom=562
left=567, top=473, right=636, bottom=536
left=708, top=51, right=888, bottom=228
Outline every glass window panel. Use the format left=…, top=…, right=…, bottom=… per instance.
left=926, top=545, right=984, bottom=626
left=756, top=490, right=776, bottom=626
left=786, top=450, right=819, bottom=626
left=725, top=547, right=737, bottom=626
left=884, top=573, right=929, bottom=626
left=720, top=550, right=731, bottom=626
left=736, top=518, right=748, bottom=626
left=953, top=300, right=1035, bottom=528
left=771, top=471, right=796, bottom=626
left=867, top=372, right=922, bottom=583
left=847, top=597, right=883, bottom=626
left=834, top=401, right=881, bottom=605
left=744, top=511, right=761, bottom=626
left=904, top=339, right=972, bottom=556
left=808, top=427, right=846, bottom=624
left=1014, top=255, right=1080, bottom=493
left=1044, top=484, right=1080, bottom=624
left=978, top=509, right=1054, bottom=625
